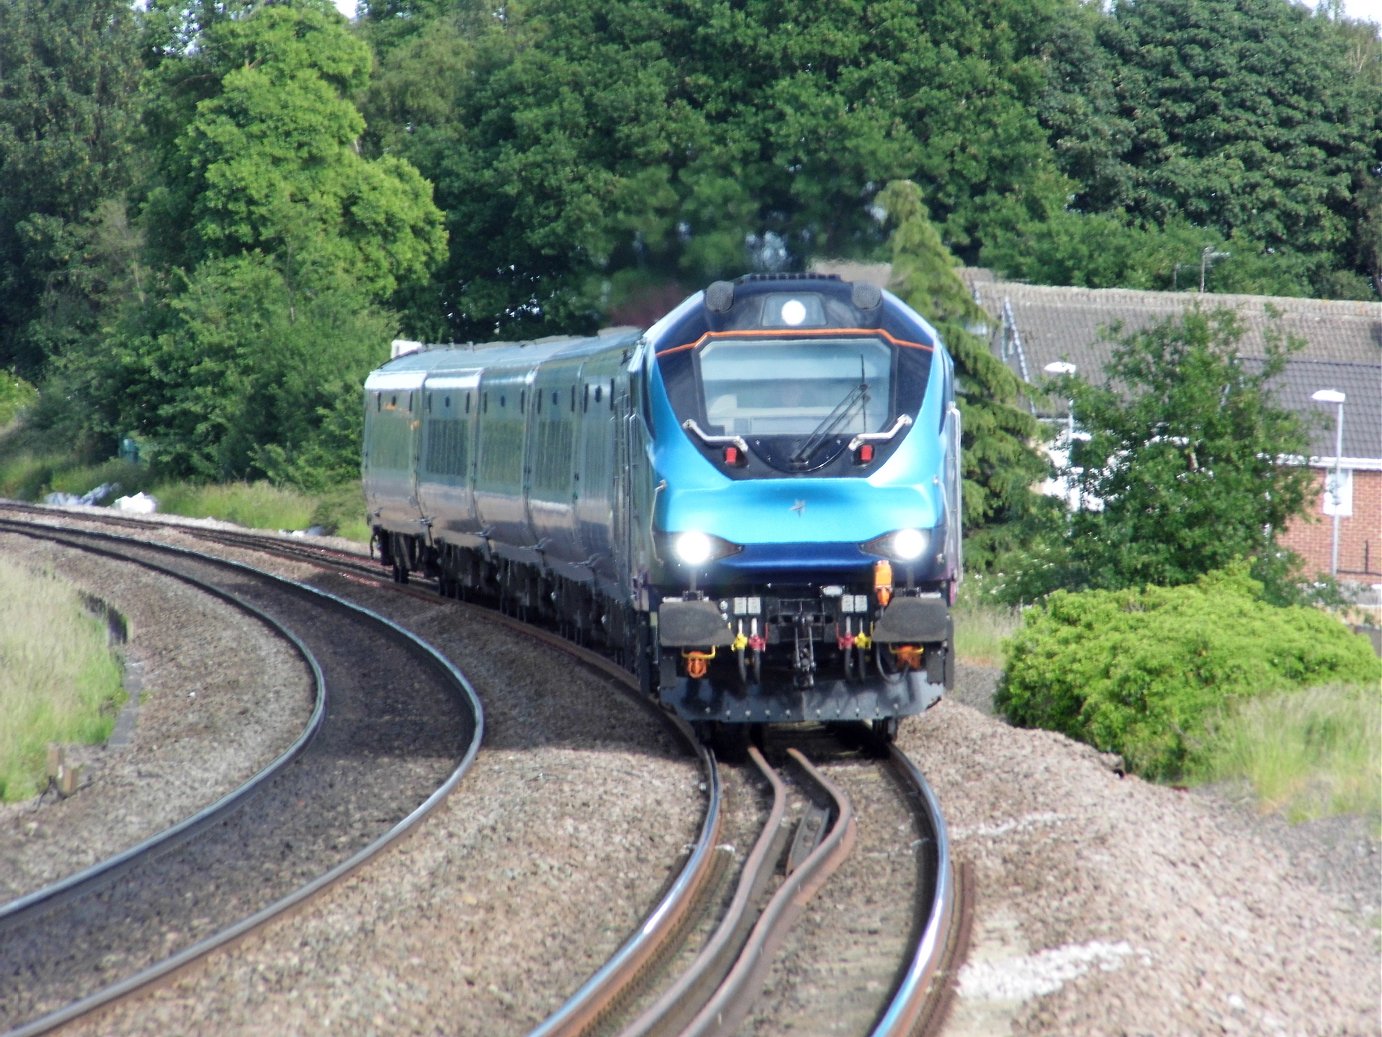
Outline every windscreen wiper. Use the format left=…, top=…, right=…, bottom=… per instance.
left=791, top=381, right=869, bottom=465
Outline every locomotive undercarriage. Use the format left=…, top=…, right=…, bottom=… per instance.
left=653, top=588, right=950, bottom=729
left=374, top=529, right=645, bottom=666
left=373, top=528, right=949, bottom=741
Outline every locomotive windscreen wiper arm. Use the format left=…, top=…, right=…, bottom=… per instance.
left=792, top=382, right=869, bottom=464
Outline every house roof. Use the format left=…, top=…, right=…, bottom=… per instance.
left=961, top=271, right=1382, bottom=464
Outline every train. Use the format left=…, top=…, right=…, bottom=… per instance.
left=363, top=273, right=962, bottom=748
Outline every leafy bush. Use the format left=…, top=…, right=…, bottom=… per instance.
left=995, top=564, right=1380, bottom=780
left=0, top=372, right=37, bottom=427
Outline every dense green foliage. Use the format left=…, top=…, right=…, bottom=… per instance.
left=878, top=180, right=1049, bottom=566
left=0, top=372, right=36, bottom=427
left=1051, top=307, right=1315, bottom=599
left=1003, top=0, right=1381, bottom=298
left=0, top=0, right=1374, bottom=531
left=359, top=0, right=1078, bottom=337
left=26, top=2, right=445, bottom=483
left=995, top=565, right=1381, bottom=780
left=0, top=0, right=143, bottom=377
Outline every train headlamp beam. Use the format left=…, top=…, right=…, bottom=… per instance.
left=863, top=528, right=930, bottom=563
left=674, top=531, right=715, bottom=566
left=669, top=531, right=742, bottom=567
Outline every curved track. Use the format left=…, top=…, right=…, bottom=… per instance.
left=0, top=520, right=484, bottom=1037
left=0, top=505, right=964, bottom=1035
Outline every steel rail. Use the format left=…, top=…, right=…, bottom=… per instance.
left=0, top=527, right=329, bottom=930
left=526, top=737, right=722, bottom=1037
left=617, top=745, right=791, bottom=1037
left=681, top=746, right=858, bottom=1037
left=0, top=521, right=485, bottom=1037
left=869, top=743, right=959, bottom=1037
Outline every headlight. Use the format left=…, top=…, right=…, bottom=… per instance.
left=675, top=531, right=715, bottom=566
left=863, top=528, right=930, bottom=562
left=657, top=536, right=746, bottom=569
left=664, top=530, right=743, bottom=567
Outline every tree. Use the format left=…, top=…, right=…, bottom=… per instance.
left=1037, top=0, right=1380, bottom=298
left=0, top=0, right=142, bottom=377
left=93, top=256, right=394, bottom=484
left=362, top=0, right=1076, bottom=339
left=1050, top=306, right=1315, bottom=599
left=877, top=180, right=1050, bottom=569
left=142, top=4, right=445, bottom=300
left=47, top=2, right=446, bottom=483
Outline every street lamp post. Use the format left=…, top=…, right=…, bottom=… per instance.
left=1045, top=362, right=1077, bottom=508
left=1310, top=388, right=1346, bottom=577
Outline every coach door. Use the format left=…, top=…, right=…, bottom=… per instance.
left=473, top=364, right=533, bottom=551
left=574, top=349, right=626, bottom=583
left=525, top=355, right=586, bottom=570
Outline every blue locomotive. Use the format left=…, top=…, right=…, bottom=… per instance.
left=363, top=273, right=962, bottom=743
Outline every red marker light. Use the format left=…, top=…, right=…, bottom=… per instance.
left=724, top=446, right=741, bottom=466
left=857, top=444, right=875, bottom=464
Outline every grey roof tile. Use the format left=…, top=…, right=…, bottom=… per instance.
left=962, top=272, right=1381, bottom=462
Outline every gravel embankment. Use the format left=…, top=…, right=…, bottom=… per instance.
left=917, top=667, right=1379, bottom=1037
left=2, top=524, right=1377, bottom=1036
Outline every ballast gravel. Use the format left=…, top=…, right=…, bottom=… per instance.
left=1, top=515, right=1377, bottom=1036
left=908, top=685, right=1380, bottom=1037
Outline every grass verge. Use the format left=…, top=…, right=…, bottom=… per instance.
left=0, top=441, right=368, bottom=542
left=0, top=559, right=126, bottom=801
left=1196, top=682, right=1381, bottom=828
left=952, top=594, right=1023, bottom=667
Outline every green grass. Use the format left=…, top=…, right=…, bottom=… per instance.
left=149, top=479, right=369, bottom=541
left=952, top=589, right=1023, bottom=667
left=0, top=559, right=126, bottom=801
left=1195, top=682, right=1381, bottom=828
left=153, top=480, right=313, bottom=531
left=0, top=438, right=368, bottom=542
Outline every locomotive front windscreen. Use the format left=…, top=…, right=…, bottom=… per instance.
left=697, top=337, right=894, bottom=438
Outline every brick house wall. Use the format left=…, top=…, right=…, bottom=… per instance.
left=1278, top=466, right=1382, bottom=581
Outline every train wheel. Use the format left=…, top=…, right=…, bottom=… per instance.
left=862, top=717, right=898, bottom=757
left=695, top=722, right=755, bottom=765
left=870, top=717, right=899, bottom=742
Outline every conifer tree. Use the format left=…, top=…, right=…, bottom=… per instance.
left=877, top=179, right=1049, bottom=568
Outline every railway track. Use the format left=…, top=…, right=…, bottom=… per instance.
left=529, top=731, right=963, bottom=1037
left=0, top=520, right=483, bottom=1036
left=0, top=504, right=967, bottom=1035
